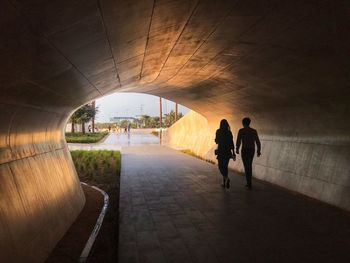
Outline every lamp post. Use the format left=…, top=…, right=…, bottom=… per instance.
left=175, top=102, right=178, bottom=123
left=92, top=100, right=95, bottom=133
left=159, top=97, right=162, bottom=141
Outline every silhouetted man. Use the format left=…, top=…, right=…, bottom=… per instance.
left=236, top=117, right=261, bottom=189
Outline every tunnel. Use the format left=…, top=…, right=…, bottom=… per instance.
left=1, top=0, right=349, bottom=261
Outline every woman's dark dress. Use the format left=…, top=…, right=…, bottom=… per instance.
left=215, top=129, right=234, bottom=177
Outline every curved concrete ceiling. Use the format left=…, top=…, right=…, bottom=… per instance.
left=2, top=0, right=349, bottom=121
left=1, top=1, right=350, bottom=262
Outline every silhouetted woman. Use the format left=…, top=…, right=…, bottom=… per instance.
left=215, top=119, right=236, bottom=188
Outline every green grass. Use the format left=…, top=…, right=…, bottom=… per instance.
left=70, top=150, right=120, bottom=261
left=70, top=150, right=120, bottom=187
left=181, top=149, right=216, bottom=165
left=65, top=131, right=108, bottom=143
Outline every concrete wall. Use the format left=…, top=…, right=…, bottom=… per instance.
left=163, top=111, right=217, bottom=158
left=0, top=105, right=85, bottom=263
left=163, top=111, right=350, bottom=211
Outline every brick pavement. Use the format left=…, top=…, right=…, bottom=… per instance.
left=118, top=145, right=350, bottom=263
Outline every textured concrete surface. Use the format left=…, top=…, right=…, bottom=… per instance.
left=1, top=0, right=350, bottom=261
left=0, top=107, right=85, bottom=263
left=119, top=145, right=350, bottom=263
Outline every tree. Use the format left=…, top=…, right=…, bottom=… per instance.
left=139, top=115, right=150, bottom=128
left=132, top=119, right=139, bottom=129
left=164, top=110, right=183, bottom=127
left=137, top=115, right=160, bottom=128
left=120, top=120, right=129, bottom=129
left=69, top=113, right=79, bottom=133
left=69, top=104, right=98, bottom=134
left=149, top=116, right=159, bottom=128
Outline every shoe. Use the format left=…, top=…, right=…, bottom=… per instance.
left=221, top=178, right=226, bottom=188
left=245, top=184, right=252, bottom=190
left=226, top=178, right=230, bottom=189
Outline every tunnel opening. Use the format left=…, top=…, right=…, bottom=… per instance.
left=64, top=92, right=192, bottom=147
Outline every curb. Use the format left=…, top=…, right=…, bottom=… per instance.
left=79, top=182, right=109, bottom=263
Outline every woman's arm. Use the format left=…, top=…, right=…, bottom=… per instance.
left=215, top=130, right=219, bottom=144
left=230, top=132, right=236, bottom=160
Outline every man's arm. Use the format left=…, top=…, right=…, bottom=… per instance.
left=255, top=130, right=261, bottom=157
left=236, top=130, right=241, bottom=154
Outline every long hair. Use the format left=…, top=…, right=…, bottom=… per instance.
left=219, top=119, right=230, bottom=131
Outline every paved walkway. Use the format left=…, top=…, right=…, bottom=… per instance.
left=119, top=146, right=350, bottom=263
left=68, top=131, right=159, bottom=151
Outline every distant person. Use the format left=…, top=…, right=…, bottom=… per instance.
left=236, top=117, right=261, bottom=189
left=88, top=125, right=91, bottom=133
left=108, top=125, right=111, bottom=132
left=128, top=123, right=131, bottom=133
left=215, top=119, right=236, bottom=189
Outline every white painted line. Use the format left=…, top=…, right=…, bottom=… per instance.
left=79, top=182, right=109, bottom=263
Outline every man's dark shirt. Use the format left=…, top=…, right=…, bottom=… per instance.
left=236, top=127, right=261, bottom=152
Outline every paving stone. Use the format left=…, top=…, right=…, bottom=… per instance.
left=119, top=145, right=350, bottom=263
left=136, top=231, right=161, bottom=251
left=187, top=245, right=219, bottom=263
left=171, top=215, right=193, bottom=228
left=161, top=238, right=193, bottom=263
left=178, top=227, right=208, bottom=246
left=150, top=211, right=172, bottom=224
left=119, top=242, right=139, bottom=263
left=155, top=221, right=179, bottom=240
left=138, top=249, right=167, bottom=263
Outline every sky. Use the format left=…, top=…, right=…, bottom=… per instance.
left=95, top=92, right=190, bottom=122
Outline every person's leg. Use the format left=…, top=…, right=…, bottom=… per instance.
left=222, top=158, right=229, bottom=177
left=246, top=158, right=252, bottom=187
left=218, top=158, right=229, bottom=186
left=223, top=158, right=230, bottom=188
left=245, top=149, right=255, bottom=187
left=218, top=158, right=224, bottom=175
left=218, top=158, right=225, bottom=186
left=242, top=149, right=250, bottom=186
